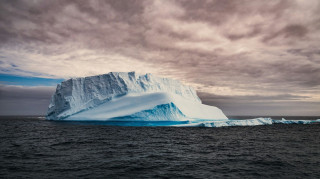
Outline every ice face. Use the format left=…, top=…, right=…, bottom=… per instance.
left=47, top=72, right=227, bottom=121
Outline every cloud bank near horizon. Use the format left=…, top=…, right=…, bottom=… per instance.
left=1, top=85, right=319, bottom=116
left=0, top=0, right=319, bottom=115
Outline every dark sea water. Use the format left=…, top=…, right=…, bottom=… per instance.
left=0, top=116, right=320, bottom=178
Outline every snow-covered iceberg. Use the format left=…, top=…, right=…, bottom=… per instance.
left=47, top=72, right=227, bottom=121
left=46, top=72, right=320, bottom=127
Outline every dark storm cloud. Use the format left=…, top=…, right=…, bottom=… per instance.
left=0, top=85, right=55, bottom=115
left=198, top=92, right=310, bottom=102
left=287, top=49, right=320, bottom=57
left=0, top=0, right=319, bottom=115
left=198, top=92, right=320, bottom=116
left=263, top=24, right=308, bottom=43
left=287, top=48, right=320, bottom=63
left=198, top=92, right=311, bottom=111
left=226, top=27, right=262, bottom=41
left=0, top=85, right=55, bottom=100
left=0, top=0, right=144, bottom=49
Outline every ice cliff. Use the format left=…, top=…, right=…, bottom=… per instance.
left=47, top=72, right=228, bottom=121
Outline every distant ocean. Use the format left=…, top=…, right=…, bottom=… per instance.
left=0, top=116, right=319, bottom=178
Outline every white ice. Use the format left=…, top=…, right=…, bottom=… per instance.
left=66, top=92, right=228, bottom=121
left=47, top=72, right=227, bottom=121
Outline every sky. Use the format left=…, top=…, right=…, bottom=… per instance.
left=0, top=0, right=319, bottom=116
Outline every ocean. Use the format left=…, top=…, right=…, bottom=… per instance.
left=0, top=116, right=319, bottom=178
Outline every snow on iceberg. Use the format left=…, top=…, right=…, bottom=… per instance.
left=47, top=72, right=227, bottom=121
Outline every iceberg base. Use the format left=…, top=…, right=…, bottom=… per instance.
left=52, top=118, right=320, bottom=127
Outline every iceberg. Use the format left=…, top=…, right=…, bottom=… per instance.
left=47, top=72, right=227, bottom=121
left=46, top=72, right=320, bottom=127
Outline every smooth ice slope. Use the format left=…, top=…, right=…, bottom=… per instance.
left=47, top=72, right=227, bottom=121
left=66, top=92, right=227, bottom=121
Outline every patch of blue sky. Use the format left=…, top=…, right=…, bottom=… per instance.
left=0, top=74, right=64, bottom=86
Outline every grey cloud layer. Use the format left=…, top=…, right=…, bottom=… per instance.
left=0, top=0, right=319, bottom=115
left=0, top=85, right=55, bottom=115
left=198, top=92, right=320, bottom=116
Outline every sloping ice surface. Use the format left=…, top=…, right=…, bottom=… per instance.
left=64, top=92, right=228, bottom=121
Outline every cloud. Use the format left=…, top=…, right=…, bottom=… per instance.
left=0, top=85, right=55, bottom=100
left=0, top=85, right=55, bottom=115
left=198, top=92, right=320, bottom=116
left=0, top=0, right=319, bottom=115
left=262, top=24, right=309, bottom=43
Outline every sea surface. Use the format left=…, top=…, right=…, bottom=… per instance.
left=0, top=116, right=319, bottom=178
